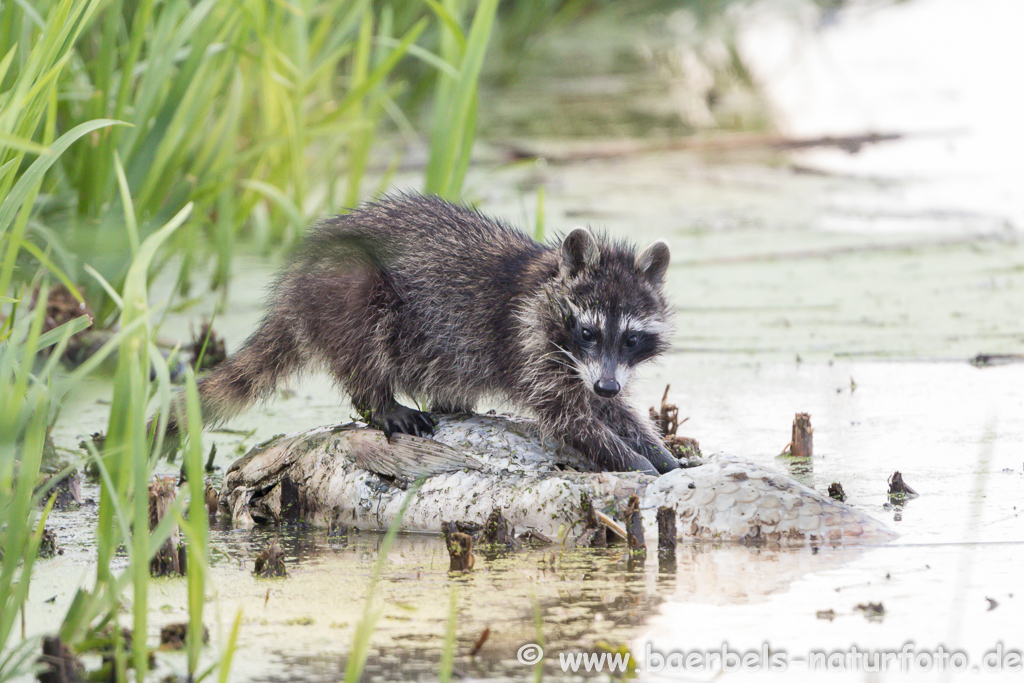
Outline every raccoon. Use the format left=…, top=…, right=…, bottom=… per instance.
left=161, top=194, right=678, bottom=474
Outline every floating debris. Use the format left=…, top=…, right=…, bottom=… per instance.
left=970, top=353, right=1024, bottom=367
left=816, top=609, right=836, bottom=621
left=854, top=602, right=886, bottom=622
left=469, top=627, right=491, bottom=657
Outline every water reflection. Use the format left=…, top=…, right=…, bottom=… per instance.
left=214, top=523, right=874, bottom=681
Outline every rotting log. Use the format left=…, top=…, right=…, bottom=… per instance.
left=219, top=415, right=897, bottom=546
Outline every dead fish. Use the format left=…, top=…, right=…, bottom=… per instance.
left=220, top=415, right=895, bottom=546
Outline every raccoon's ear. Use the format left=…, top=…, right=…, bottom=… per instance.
left=636, top=239, right=670, bottom=283
left=560, top=227, right=600, bottom=278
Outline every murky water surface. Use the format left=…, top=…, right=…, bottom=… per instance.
left=31, top=1, right=1024, bottom=680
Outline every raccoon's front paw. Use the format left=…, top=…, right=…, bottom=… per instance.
left=370, top=403, right=437, bottom=440
left=642, top=441, right=680, bottom=474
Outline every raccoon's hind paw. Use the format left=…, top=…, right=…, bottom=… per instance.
left=370, top=402, right=438, bottom=440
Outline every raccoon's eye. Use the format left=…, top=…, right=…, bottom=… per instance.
left=580, top=327, right=596, bottom=343
left=624, top=333, right=639, bottom=348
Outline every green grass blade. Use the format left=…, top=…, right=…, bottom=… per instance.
left=113, top=151, right=140, bottom=256
left=344, top=480, right=423, bottom=683
left=533, top=186, right=546, bottom=242
left=0, top=118, right=127, bottom=294
left=182, top=367, right=209, bottom=676
left=424, top=0, right=498, bottom=198
left=120, top=201, right=193, bottom=327
left=216, top=609, right=244, bottom=683
left=438, top=588, right=458, bottom=682
left=421, top=0, right=467, bottom=55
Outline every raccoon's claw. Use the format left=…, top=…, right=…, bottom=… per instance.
left=372, top=403, right=437, bottom=440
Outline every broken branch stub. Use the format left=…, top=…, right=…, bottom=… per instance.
left=149, top=476, right=185, bottom=577
left=253, top=539, right=287, bottom=578
left=789, top=413, right=813, bottom=459
left=656, top=507, right=676, bottom=555
left=624, top=495, right=645, bottom=555
left=480, top=509, right=519, bottom=549
left=442, top=521, right=475, bottom=571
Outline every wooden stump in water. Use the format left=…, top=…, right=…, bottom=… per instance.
left=37, top=469, right=82, bottom=510
left=480, top=509, right=519, bottom=549
left=38, top=636, right=83, bottom=683
left=442, top=521, right=475, bottom=571
left=159, top=622, right=209, bottom=650
left=624, top=495, right=645, bottom=555
left=38, top=528, right=60, bottom=558
left=149, top=476, right=185, bottom=577
left=789, top=413, right=813, bottom=459
left=656, top=507, right=676, bottom=555
left=887, top=471, right=918, bottom=502
left=204, top=482, right=219, bottom=519
left=575, top=494, right=609, bottom=549
left=254, top=539, right=288, bottom=577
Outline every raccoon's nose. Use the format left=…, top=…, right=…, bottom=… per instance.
left=594, top=379, right=620, bottom=398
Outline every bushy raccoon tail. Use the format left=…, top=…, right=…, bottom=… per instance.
left=154, top=313, right=302, bottom=455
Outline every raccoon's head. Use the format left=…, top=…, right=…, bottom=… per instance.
left=545, top=227, right=671, bottom=398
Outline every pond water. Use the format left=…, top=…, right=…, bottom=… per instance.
left=31, top=0, right=1024, bottom=680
